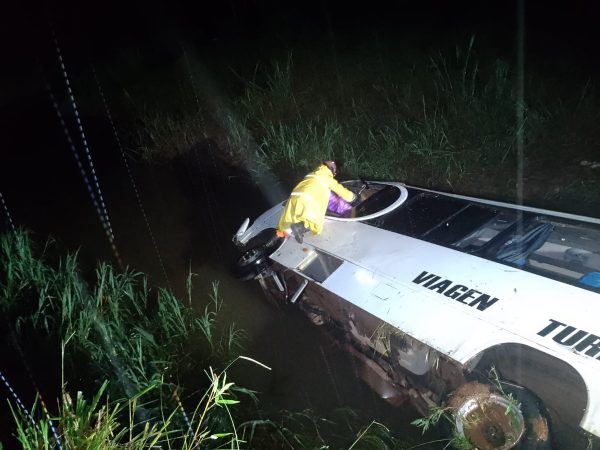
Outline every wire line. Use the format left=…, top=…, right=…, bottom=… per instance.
left=51, top=30, right=115, bottom=242
left=91, top=65, right=171, bottom=288
left=47, top=86, right=123, bottom=269
left=0, top=191, right=16, bottom=232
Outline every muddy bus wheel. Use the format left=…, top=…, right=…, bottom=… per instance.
left=448, top=381, right=551, bottom=450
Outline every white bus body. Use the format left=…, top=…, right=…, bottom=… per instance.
left=233, top=181, right=600, bottom=449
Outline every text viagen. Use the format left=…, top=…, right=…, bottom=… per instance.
left=412, top=270, right=500, bottom=311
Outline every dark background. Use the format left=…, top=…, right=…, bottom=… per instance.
left=3, top=0, right=600, bottom=226
left=3, top=0, right=600, bottom=85
left=3, top=0, right=600, bottom=165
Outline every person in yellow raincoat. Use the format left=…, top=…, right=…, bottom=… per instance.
left=277, top=160, right=356, bottom=243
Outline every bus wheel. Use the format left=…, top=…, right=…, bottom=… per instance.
left=233, top=245, right=269, bottom=281
left=448, top=381, right=551, bottom=450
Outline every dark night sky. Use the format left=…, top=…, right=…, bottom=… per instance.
left=3, top=0, right=600, bottom=77
left=0, top=1, right=598, bottom=117
left=2, top=0, right=600, bottom=230
left=2, top=0, right=600, bottom=158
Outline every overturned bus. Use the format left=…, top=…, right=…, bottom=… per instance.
left=232, top=180, right=600, bottom=449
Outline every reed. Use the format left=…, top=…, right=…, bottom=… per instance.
left=135, top=109, right=210, bottom=162
left=239, top=407, right=422, bottom=450
left=126, top=35, right=600, bottom=211
left=1, top=236, right=242, bottom=393
left=1, top=230, right=250, bottom=448
left=221, top=37, right=599, bottom=211
left=11, top=372, right=245, bottom=449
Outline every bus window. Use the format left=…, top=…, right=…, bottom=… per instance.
left=452, top=211, right=517, bottom=252
left=423, top=204, right=500, bottom=246
left=366, top=192, right=465, bottom=237
left=495, top=221, right=554, bottom=265
left=525, top=221, right=600, bottom=286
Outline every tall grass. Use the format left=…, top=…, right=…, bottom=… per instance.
left=135, top=109, right=210, bottom=162
left=213, top=38, right=600, bottom=209
left=1, top=235, right=242, bottom=395
left=128, top=35, right=600, bottom=211
left=11, top=372, right=245, bottom=449
left=0, top=231, right=51, bottom=314
left=239, top=407, right=425, bottom=450
left=0, top=230, right=250, bottom=448
left=235, top=39, right=518, bottom=188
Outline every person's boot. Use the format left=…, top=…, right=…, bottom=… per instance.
left=290, top=222, right=307, bottom=243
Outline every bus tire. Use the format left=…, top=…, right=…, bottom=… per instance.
left=447, top=380, right=551, bottom=450
left=233, top=245, right=269, bottom=281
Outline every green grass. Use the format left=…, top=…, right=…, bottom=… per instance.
left=126, top=35, right=600, bottom=214
left=51, top=26, right=599, bottom=214
left=0, top=230, right=250, bottom=448
left=11, top=371, right=246, bottom=449
left=234, top=40, right=514, bottom=184
left=135, top=109, right=210, bottom=161
left=240, top=407, right=426, bottom=450
left=1, top=230, right=245, bottom=386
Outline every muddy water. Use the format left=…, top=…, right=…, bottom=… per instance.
left=137, top=149, right=435, bottom=439
left=1, top=131, right=441, bottom=447
left=144, top=151, right=450, bottom=447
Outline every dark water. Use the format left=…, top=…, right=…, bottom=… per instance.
left=0, top=106, right=438, bottom=446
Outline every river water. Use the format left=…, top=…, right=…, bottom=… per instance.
left=0, top=112, right=441, bottom=447
left=132, top=148, right=439, bottom=446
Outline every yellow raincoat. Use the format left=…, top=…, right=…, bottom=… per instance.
left=277, top=164, right=356, bottom=235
